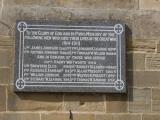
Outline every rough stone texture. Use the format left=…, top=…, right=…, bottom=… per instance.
left=152, top=100, right=160, bottom=112
left=0, top=6, right=37, bottom=36
left=7, top=86, right=63, bottom=111
left=143, top=114, right=160, bottom=120
left=0, top=113, right=40, bottom=120
left=95, top=114, right=113, bottom=120
left=156, top=43, right=160, bottom=53
left=0, top=47, right=13, bottom=67
left=127, top=71, right=160, bottom=87
left=0, top=68, right=12, bottom=84
left=41, top=113, right=68, bottom=120
left=146, top=54, right=160, bottom=70
left=133, top=11, right=160, bottom=39
left=4, top=0, right=39, bottom=5
left=106, top=94, right=128, bottom=113
left=152, top=88, right=160, bottom=100
left=152, top=89, right=160, bottom=112
left=0, top=86, right=6, bottom=111
left=41, top=113, right=94, bottom=120
left=73, top=114, right=95, bottom=120
left=129, top=88, right=151, bottom=112
left=127, top=52, right=145, bottom=70
left=0, top=36, right=14, bottom=46
left=127, top=39, right=156, bottom=52
left=139, top=0, right=160, bottom=11
left=113, top=114, right=141, bottom=120
left=63, top=94, right=105, bottom=112
left=38, top=0, right=137, bottom=10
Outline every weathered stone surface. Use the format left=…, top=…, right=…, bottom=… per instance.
left=113, top=114, right=141, bottom=120
left=95, top=114, right=113, bottom=120
left=152, top=100, right=160, bottom=112
left=146, top=54, right=160, bottom=70
left=0, top=86, right=6, bottom=111
left=133, top=12, right=160, bottom=39
left=73, top=114, right=95, bottom=120
left=36, top=7, right=132, bottom=27
left=0, top=47, right=13, bottom=67
left=0, top=113, right=40, bottom=120
left=0, top=68, right=12, bottom=84
left=156, top=43, right=160, bottom=53
left=129, top=88, right=151, bottom=112
left=127, top=71, right=160, bottom=87
left=7, top=86, right=63, bottom=111
left=36, top=7, right=72, bottom=21
left=143, top=114, right=160, bottom=120
left=39, top=0, right=137, bottom=10
left=140, top=0, right=160, bottom=11
left=4, top=0, right=38, bottom=5
left=127, top=52, right=145, bottom=70
left=0, top=22, right=13, bottom=36
left=63, top=94, right=105, bottom=112
left=42, top=113, right=94, bottom=120
left=127, top=39, right=156, bottom=52
left=0, top=36, right=14, bottom=46
left=1, top=6, right=37, bottom=36
left=152, top=88, right=160, bottom=100
left=106, top=94, right=128, bottom=113
left=41, top=113, right=68, bottom=120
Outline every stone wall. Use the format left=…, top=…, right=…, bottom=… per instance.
left=0, top=0, right=160, bottom=120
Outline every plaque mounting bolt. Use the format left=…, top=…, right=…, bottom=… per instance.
left=17, top=22, right=27, bottom=32
left=114, top=80, right=124, bottom=91
left=114, top=24, right=123, bottom=35
left=16, top=78, right=25, bottom=90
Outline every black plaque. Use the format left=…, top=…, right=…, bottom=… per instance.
left=14, top=21, right=126, bottom=93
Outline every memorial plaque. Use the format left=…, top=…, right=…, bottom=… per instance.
left=14, top=21, right=126, bottom=93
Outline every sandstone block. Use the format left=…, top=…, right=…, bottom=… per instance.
left=36, top=7, right=132, bottom=28
left=152, top=100, right=160, bottom=112
left=41, top=113, right=94, bottom=120
left=95, top=114, right=113, bottom=120
left=63, top=93, right=105, bottom=112
left=4, top=0, right=38, bottom=5
left=127, top=52, right=145, bottom=70
left=0, top=86, right=6, bottom=111
left=41, top=113, right=68, bottom=120
left=0, top=36, right=14, bottom=46
left=156, top=43, right=160, bottom=53
left=140, top=0, right=160, bottom=11
left=0, top=47, right=12, bottom=67
left=129, top=88, right=151, bottom=112
left=73, top=114, right=95, bottom=120
left=7, top=86, right=63, bottom=111
left=0, top=68, right=12, bottom=84
left=113, top=114, right=141, bottom=120
left=106, top=94, right=128, bottom=113
left=143, top=114, right=160, bottom=120
left=146, top=54, right=160, bottom=70
left=152, top=88, right=160, bottom=100
left=39, top=0, right=137, bottom=10
left=133, top=12, right=160, bottom=39
left=127, top=39, right=156, bottom=52
left=0, top=113, right=40, bottom=120
left=1, top=6, right=37, bottom=36
left=127, top=71, right=160, bottom=87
